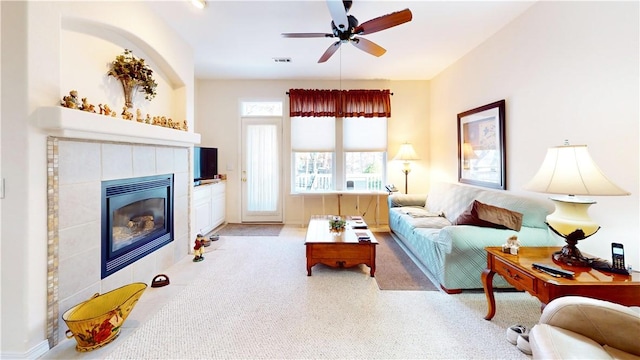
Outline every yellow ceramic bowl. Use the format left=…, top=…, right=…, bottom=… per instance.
left=62, top=282, right=147, bottom=351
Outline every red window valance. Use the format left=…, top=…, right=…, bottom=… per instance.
left=289, top=89, right=391, bottom=118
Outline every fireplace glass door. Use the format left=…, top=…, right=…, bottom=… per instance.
left=102, top=174, right=174, bottom=278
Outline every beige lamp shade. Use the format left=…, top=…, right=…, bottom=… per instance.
left=524, top=144, right=629, bottom=240
left=523, top=145, right=629, bottom=196
left=394, top=143, right=419, bottom=194
left=393, top=143, right=420, bottom=161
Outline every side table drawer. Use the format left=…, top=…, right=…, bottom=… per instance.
left=494, top=257, right=535, bottom=293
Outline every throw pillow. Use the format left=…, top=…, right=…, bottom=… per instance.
left=454, top=200, right=523, bottom=231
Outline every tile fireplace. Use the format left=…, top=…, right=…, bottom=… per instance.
left=101, top=174, right=174, bottom=278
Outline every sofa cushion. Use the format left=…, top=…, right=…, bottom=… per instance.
left=454, top=200, right=523, bottom=231
left=425, top=182, right=483, bottom=222
left=400, top=207, right=445, bottom=218
left=391, top=207, right=451, bottom=229
left=410, top=216, right=452, bottom=229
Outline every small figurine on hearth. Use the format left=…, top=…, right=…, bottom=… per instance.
left=193, top=234, right=205, bottom=262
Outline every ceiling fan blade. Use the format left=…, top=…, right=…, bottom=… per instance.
left=318, top=41, right=341, bottom=63
left=282, top=33, right=334, bottom=38
left=354, top=8, right=412, bottom=35
left=326, top=0, right=349, bottom=32
left=351, top=37, right=386, bottom=57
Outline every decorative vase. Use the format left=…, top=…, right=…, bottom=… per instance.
left=121, top=79, right=135, bottom=108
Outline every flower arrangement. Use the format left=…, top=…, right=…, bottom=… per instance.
left=329, top=216, right=346, bottom=233
left=108, top=49, right=158, bottom=108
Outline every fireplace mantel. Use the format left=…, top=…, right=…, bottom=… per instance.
left=37, top=106, right=201, bottom=147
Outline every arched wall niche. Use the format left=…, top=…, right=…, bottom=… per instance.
left=60, top=16, right=187, bottom=121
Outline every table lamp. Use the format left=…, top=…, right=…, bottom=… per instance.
left=523, top=142, right=630, bottom=267
left=393, top=143, right=419, bottom=194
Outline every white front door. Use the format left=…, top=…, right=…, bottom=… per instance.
left=240, top=117, right=283, bottom=222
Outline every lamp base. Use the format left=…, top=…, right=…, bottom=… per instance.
left=549, top=226, right=592, bottom=267
left=402, top=169, right=410, bottom=194
left=552, top=246, right=591, bottom=267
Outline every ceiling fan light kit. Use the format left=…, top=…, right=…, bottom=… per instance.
left=282, top=0, right=412, bottom=63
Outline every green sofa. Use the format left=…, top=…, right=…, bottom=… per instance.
left=388, top=182, right=562, bottom=293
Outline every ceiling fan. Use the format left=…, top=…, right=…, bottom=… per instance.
left=282, top=0, right=412, bottom=63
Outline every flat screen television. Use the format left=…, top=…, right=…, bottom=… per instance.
left=194, top=146, right=218, bottom=183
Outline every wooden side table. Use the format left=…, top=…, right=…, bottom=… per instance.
left=482, top=246, right=640, bottom=320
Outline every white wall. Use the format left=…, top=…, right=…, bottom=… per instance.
left=195, top=79, right=430, bottom=225
left=429, top=1, right=639, bottom=267
left=0, top=1, right=194, bottom=357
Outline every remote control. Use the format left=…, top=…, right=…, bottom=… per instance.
left=532, top=263, right=575, bottom=278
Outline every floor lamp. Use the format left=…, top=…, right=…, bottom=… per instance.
left=393, top=143, right=419, bottom=194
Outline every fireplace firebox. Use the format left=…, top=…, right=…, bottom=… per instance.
left=101, top=174, right=174, bottom=278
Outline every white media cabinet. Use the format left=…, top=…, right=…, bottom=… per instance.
left=194, top=180, right=226, bottom=235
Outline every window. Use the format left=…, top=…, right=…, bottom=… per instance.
left=241, top=101, right=282, bottom=116
left=292, top=116, right=387, bottom=192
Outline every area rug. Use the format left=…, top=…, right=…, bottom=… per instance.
left=214, top=223, right=284, bottom=236
left=373, top=231, right=439, bottom=291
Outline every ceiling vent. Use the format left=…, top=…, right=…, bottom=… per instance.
left=273, top=57, right=292, bottom=63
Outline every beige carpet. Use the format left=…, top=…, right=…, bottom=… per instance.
left=374, top=232, right=439, bottom=291
left=214, top=223, right=284, bottom=236
left=104, top=235, right=541, bottom=360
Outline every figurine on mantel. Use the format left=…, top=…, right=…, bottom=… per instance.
left=136, top=109, right=143, bottom=122
left=80, top=98, right=96, bottom=113
left=60, top=90, right=81, bottom=109
left=99, top=104, right=113, bottom=116
left=121, top=106, right=134, bottom=120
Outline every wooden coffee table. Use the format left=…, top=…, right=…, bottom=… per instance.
left=482, top=246, right=640, bottom=320
left=305, top=215, right=378, bottom=277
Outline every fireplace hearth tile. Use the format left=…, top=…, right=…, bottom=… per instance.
left=58, top=250, right=100, bottom=299
left=58, top=182, right=100, bottom=229
left=133, top=145, right=157, bottom=177
left=102, top=143, right=134, bottom=180
left=58, top=222, right=100, bottom=261
left=58, top=141, right=101, bottom=184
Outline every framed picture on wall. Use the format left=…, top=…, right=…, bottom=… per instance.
left=457, top=100, right=506, bottom=190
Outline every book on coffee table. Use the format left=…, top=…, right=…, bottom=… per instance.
left=356, top=232, right=371, bottom=242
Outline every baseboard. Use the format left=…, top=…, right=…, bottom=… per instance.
left=1, top=340, right=49, bottom=359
